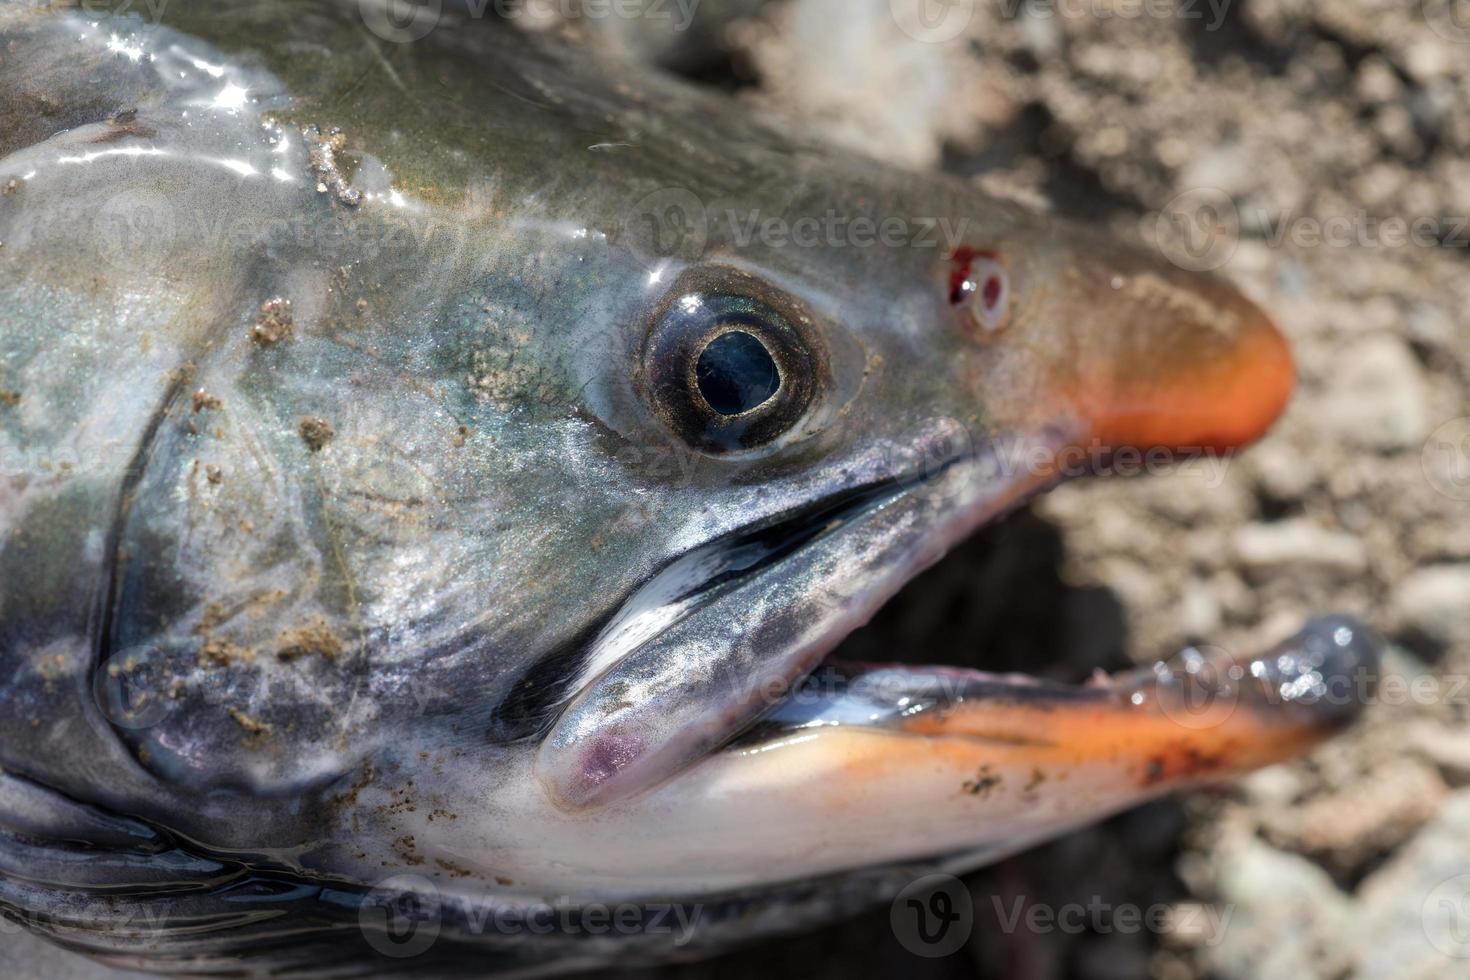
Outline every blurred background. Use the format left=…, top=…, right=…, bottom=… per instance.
left=531, top=0, right=1470, bottom=977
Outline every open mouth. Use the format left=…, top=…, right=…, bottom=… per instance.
left=537, top=438, right=1381, bottom=814
left=572, top=457, right=967, bottom=692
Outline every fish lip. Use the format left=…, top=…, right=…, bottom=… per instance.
left=562, top=450, right=973, bottom=700
left=743, top=614, right=1384, bottom=744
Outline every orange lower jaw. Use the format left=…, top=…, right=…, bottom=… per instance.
left=895, top=691, right=1332, bottom=795
left=899, top=614, right=1375, bottom=784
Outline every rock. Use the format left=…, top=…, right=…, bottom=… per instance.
left=1180, top=581, right=1223, bottom=638
left=1391, top=564, right=1470, bottom=651
left=1409, top=721, right=1470, bottom=785
left=1354, top=55, right=1402, bottom=104
left=1200, top=835, right=1353, bottom=980
left=1246, top=441, right=1317, bottom=501
left=732, top=0, right=975, bottom=169
left=1240, top=766, right=1303, bottom=809
left=1232, top=519, right=1370, bottom=575
left=1257, top=760, right=1447, bottom=873
left=1354, top=791, right=1470, bottom=974
left=1319, top=335, right=1429, bottom=451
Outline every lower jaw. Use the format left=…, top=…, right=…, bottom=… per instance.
left=750, top=614, right=1379, bottom=783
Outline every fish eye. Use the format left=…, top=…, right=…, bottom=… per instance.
left=641, top=274, right=818, bottom=454
left=950, top=249, right=1010, bottom=334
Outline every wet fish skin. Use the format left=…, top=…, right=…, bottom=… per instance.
left=0, top=0, right=1338, bottom=973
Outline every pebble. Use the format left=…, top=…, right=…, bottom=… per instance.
left=1233, top=519, right=1370, bottom=575
left=1260, top=761, right=1448, bottom=872
left=1180, top=581, right=1223, bottom=638
left=1391, top=564, right=1470, bottom=650
left=1354, top=790, right=1470, bottom=973
left=1201, top=835, right=1353, bottom=980
left=1320, top=335, right=1429, bottom=451
left=1247, top=441, right=1317, bottom=501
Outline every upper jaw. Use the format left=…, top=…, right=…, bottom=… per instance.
left=533, top=426, right=1067, bottom=811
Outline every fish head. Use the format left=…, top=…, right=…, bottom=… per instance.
left=0, top=4, right=1378, bottom=967
left=464, top=162, right=1361, bottom=875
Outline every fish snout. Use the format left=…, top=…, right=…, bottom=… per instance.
left=1066, top=277, right=1297, bottom=456
left=954, top=233, right=1295, bottom=468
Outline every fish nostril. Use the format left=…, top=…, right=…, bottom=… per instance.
left=947, top=247, right=1010, bottom=333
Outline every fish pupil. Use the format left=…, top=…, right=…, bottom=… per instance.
left=696, top=330, right=780, bottom=416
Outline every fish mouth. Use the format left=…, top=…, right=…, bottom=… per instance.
left=751, top=616, right=1381, bottom=762
left=572, top=453, right=969, bottom=691
left=533, top=426, right=1058, bottom=811
left=514, top=448, right=1381, bottom=893
left=685, top=472, right=1381, bottom=765
left=537, top=419, right=1380, bottom=819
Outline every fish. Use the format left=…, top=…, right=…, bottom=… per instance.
left=0, top=0, right=1380, bottom=974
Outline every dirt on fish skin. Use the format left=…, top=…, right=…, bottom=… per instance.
left=249, top=297, right=295, bottom=345
left=275, top=623, right=344, bottom=662
left=303, top=125, right=361, bottom=207
left=191, top=389, right=222, bottom=413
left=89, top=107, right=155, bottom=143
left=298, top=417, right=334, bottom=452
left=0, top=389, right=18, bottom=407
left=435, top=857, right=474, bottom=878
left=227, top=707, right=271, bottom=738
left=198, top=638, right=254, bottom=669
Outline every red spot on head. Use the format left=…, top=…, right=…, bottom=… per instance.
left=948, top=247, right=1001, bottom=306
